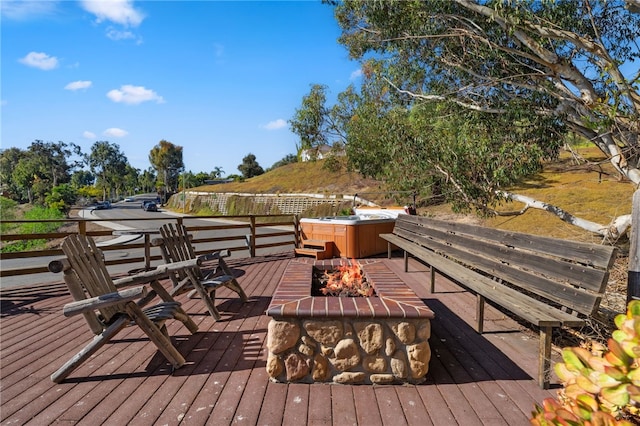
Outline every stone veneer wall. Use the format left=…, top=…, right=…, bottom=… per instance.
left=265, top=259, right=435, bottom=385
left=266, top=316, right=431, bottom=385
left=173, top=192, right=376, bottom=215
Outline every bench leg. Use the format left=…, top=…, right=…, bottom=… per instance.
left=539, top=326, right=552, bottom=389
left=403, top=250, right=409, bottom=272
left=430, top=268, right=436, bottom=293
left=476, top=295, right=485, bottom=333
left=387, top=242, right=392, bottom=259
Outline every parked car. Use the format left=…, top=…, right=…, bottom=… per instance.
left=95, top=201, right=111, bottom=210
left=124, top=197, right=135, bottom=202
left=141, top=200, right=152, bottom=209
left=143, top=201, right=158, bottom=212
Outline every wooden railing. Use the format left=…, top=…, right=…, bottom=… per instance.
left=0, top=214, right=301, bottom=279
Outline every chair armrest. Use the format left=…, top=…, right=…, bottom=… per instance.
left=150, top=237, right=164, bottom=247
left=198, top=250, right=230, bottom=262
left=113, top=258, right=203, bottom=288
left=63, top=286, right=147, bottom=317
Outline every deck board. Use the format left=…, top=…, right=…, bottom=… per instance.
left=1, top=252, right=565, bottom=425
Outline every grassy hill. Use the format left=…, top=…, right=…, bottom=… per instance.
left=195, top=161, right=402, bottom=206
left=191, top=148, right=634, bottom=243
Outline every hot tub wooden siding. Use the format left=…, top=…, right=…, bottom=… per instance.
left=300, top=218, right=396, bottom=258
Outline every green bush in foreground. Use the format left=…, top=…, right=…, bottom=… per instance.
left=1, top=205, right=64, bottom=253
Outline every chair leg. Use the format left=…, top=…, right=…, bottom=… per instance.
left=189, top=277, right=221, bottom=320
left=226, top=279, right=248, bottom=302
left=125, top=303, right=186, bottom=369
left=202, top=288, right=221, bottom=320
left=51, top=316, right=129, bottom=383
left=219, top=258, right=248, bottom=302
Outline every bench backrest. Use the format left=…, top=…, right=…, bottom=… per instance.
left=392, top=215, right=618, bottom=317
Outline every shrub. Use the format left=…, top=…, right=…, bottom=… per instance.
left=531, top=300, right=640, bottom=425
left=1, top=205, right=64, bottom=253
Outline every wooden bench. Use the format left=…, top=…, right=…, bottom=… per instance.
left=380, top=215, right=618, bottom=388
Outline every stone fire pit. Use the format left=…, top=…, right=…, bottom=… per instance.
left=265, top=259, right=435, bottom=385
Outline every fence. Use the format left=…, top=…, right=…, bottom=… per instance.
left=0, top=214, right=300, bottom=280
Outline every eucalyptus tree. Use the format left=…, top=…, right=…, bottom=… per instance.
left=121, top=164, right=140, bottom=197
left=11, top=153, right=41, bottom=203
left=30, top=140, right=81, bottom=187
left=330, top=0, right=640, bottom=239
left=148, top=140, right=184, bottom=195
left=70, top=170, right=94, bottom=188
left=2, top=141, right=80, bottom=203
left=0, top=147, right=26, bottom=200
left=289, top=84, right=353, bottom=159
left=138, top=168, right=157, bottom=193
left=289, top=84, right=331, bottom=154
left=87, top=141, right=128, bottom=201
left=238, top=153, right=264, bottom=179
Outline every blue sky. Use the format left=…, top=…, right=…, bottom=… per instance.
left=1, top=0, right=361, bottom=177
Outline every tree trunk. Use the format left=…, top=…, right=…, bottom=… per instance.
left=497, top=191, right=631, bottom=242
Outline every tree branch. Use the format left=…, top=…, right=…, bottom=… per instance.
left=496, top=190, right=631, bottom=241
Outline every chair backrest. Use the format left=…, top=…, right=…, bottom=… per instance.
left=61, top=234, right=122, bottom=324
left=158, top=223, right=204, bottom=281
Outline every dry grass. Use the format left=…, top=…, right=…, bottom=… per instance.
left=194, top=161, right=402, bottom=205
left=423, top=146, right=634, bottom=245
left=420, top=146, right=633, bottom=319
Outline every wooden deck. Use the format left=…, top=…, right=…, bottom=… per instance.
left=1, top=253, right=561, bottom=425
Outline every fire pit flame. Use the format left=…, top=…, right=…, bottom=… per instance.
left=320, top=259, right=374, bottom=297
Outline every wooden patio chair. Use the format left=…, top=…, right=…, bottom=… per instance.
left=152, top=223, right=248, bottom=320
left=48, top=234, right=201, bottom=384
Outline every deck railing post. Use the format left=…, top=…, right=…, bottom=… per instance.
left=249, top=215, right=256, bottom=257
left=628, top=189, right=640, bottom=304
left=1, top=213, right=299, bottom=279
left=294, top=214, right=300, bottom=247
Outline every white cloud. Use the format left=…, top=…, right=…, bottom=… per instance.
left=214, top=43, right=224, bottom=57
left=106, top=27, right=136, bottom=41
left=264, top=119, right=287, bottom=130
left=19, top=51, right=59, bottom=70
left=80, top=0, right=144, bottom=27
left=1, top=0, right=58, bottom=20
left=103, top=128, right=128, bottom=138
left=65, top=80, right=92, bottom=91
left=106, top=85, right=165, bottom=105
left=83, top=131, right=96, bottom=139
left=350, top=68, right=363, bottom=80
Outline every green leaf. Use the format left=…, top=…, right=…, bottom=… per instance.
left=628, top=300, right=640, bottom=317
left=556, top=362, right=579, bottom=382
left=628, top=369, right=640, bottom=386
left=562, top=348, right=587, bottom=371
left=600, top=384, right=630, bottom=408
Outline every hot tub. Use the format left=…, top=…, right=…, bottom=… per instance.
left=299, top=215, right=397, bottom=258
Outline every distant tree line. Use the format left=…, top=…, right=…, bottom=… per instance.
left=0, top=140, right=220, bottom=212
left=0, top=138, right=297, bottom=214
